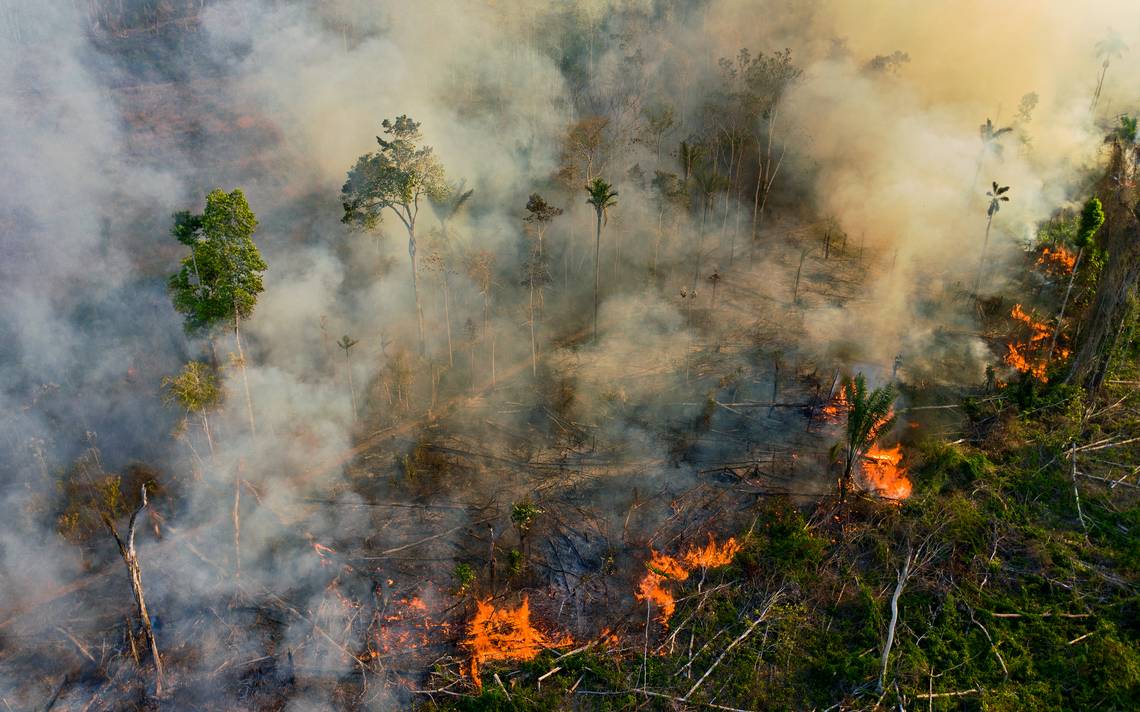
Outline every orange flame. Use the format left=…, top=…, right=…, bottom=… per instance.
left=1005, top=304, right=1066, bottom=380
left=466, top=597, right=571, bottom=689
left=682, top=534, right=743, bottom=569
left=821, top=388, right=851, bottom=422
left=822, top=384, right=894, bottom=438
left=860, top=444, right=912, bottom=500
left=373, top=589, right=452, bottom=658
left=1037, top=246, right=1076, bottom=274
left=636, top=535, right=741, bottom=625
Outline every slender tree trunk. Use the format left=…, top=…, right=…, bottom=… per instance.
left=974, top=215, right=995, bottom=295
left=593, top=210, right=602, bottom=342
left=1048, top=247, right=1083, bottom=362
left=470, top=345, right=476, bottom=395
left=529, top=283, right=538, bottom=377
left=233, top=313, right=256, bottom=437
left=344, top=349, right=358, bottom=420
left=653, top=205, right=664, bottom=279
left=443, top=274, right=454, bottom=367
left=1091, top=62, right=1109, bottom=111
left=792, top=249, right=805, bottom=303
left=693, top=198, right=709, bottom=291
left=200, top=414, right=215, bottom=458
left=751, top=111, right=777, bottom=245
left=408, top=232, right=425, bottom=355
left=233, top=466, right=241, bottom=577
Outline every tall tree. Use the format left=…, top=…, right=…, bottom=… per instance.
left=973, top=181, right=1011, bottom=294
left=466, top=250, right=497, bottom=385
left=169, top=189, right=266, bottom=436
left=424, top=248, right=457, bottom=367
left=692, top=168, right=729, bottom=291
left=742, top=49, right=801, bottom=247
left=525, top=192, right=563, bottom=315
left=651, top=170, right=686, bottom=280
left=525, top=193, right=564, bottom=261
left=337, top=335, right=360, bottom=420
left=585, top=177, right=618, bottom=342
left=1091, top=32, right=1128, bottom=111
left=521, top=239, right=551, bottom=377
left=342, top=115, right=448, bottom=354
left=835, top=374, right=897, bottom=503
left=1049, top=197, right=1105, bottom=361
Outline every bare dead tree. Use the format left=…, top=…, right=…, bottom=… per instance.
left=102, top=485, right=166, bottom=697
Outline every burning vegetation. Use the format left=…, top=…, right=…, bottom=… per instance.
left=466, top=597, right=571, bottom=689
left=1005, top=303, right=1067, bottom=380
left=859, top=444, right=912, bottom=500
left=636, top=535, right=742, bottom=624
left=1038, top=245, right=1077, bottom=274
left=3, top=2, right=1139, bottom=711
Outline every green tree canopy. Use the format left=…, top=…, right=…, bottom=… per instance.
left=168, top=189, right=266, bottom=333
left=161, top=361, right=222, bottom=414
left=1076, top=197, right=1105, bottom=250
left=341, top=115, right=448, bottom=234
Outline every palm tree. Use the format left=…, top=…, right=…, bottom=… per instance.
left=974, top=181, right=1011, bottom=294
left=428, top=180, right=474, bottom=241
left=585, top=178, right=618, bottom=342
left=835, top=374, right=897, bottom=503
left=1091, top=33, right=1128, bottom=111
left=972, top=119, right=1012, bottom=191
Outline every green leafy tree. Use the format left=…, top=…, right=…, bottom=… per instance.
left=1118, top=115, right=1138, bottom=143
left=341, top=115, right=448, bottom=353
left=169, top=189, right=266, bottom=436
left=162, top=361, right=223, bottom=458
left=974, top=181, right=1011, bottom=294
left=835, top=374, right=897, bottom=503
left=585, top=177, right=618, bottom=342
left=511, top=500, right=543, bottom=551
left=1049, top=197, right=1105, bottom=360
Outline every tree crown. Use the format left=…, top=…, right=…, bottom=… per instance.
left=341, top=115, right=448, bottom=233
left=168, top=189, right=266, bottom=333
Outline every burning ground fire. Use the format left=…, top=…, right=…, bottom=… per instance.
left=636, top=535, right=742, bottom=624
left=374, top=592, right=453, bottom=659
left=859, top=444, right=912, bottom=500
left=1037, top=246, right=1076, bottom=274
left=466, top=597, right=572, bottom=689
left=1005, top=303, right=1067, bottom=380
